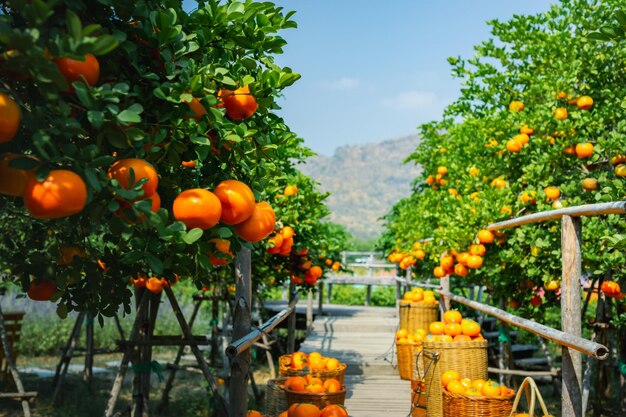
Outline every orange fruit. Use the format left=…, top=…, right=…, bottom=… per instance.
left=461, top=320, right=481, bottom=337
left=131, top=276, right=146, bottom=288
left=285, top=376, right=307, bottom=392
left=506, top=139, right=522, bottom=153
left=325, top=358, right=339, bottom=371
left=544, top=280, right=560, bottom=291
left=471, top=378, right=486, bottom=390
left=0, top=153, right=37, bottom=196
left=27, top=279, right=56, bottom=301
left=54, top=54, right=99, bottom=92
left=616, top=164, right=626, bottom=177
left=481, top=381, right=501, bottom=397
left=209, top=238, right=234, bottom=266
left=173, top=189, right=222, bottom=230
left=213, top=179, right=256, bottom=225
left=320, top=404, right=348, bottom=417
left=509, top=100, right=524, bottom=112
left=601, top=281, right=621, bottom=298
left=460, top=378, right=472, bottom=389
left=520, top=125, right=534, bottom=135
left=441, top=370, right=460, bottom=387
left=443, top=310, right=462, bottom=324
left=581, top=178, right=598, bottom=191
left=308, top=352, right=322, bottom=362
left=514, top=133, right=529, bottom=145
left=577, top=95, right=593, bottom=110
left=0, top=93, right=21, bottom=143
left=440, top=254, right=455, bottom=270
left=288, top=403, right=321, bottom=417
left=544, top=186, right=560, bottom=200
left=146, top=277, right=163, bottom=294
left=323, top=379, right=342, bottom=393
left=281, top=226, right=295, bottom=239
left=278, top=412, right=288, bottom=417
left=466, top=255, right=483, bottom=269
left=306, top=383, right=324, bottom=393
left=181, top=160, right=196, bottom=168
left=429, top=321, right=445, bottom=335
left=477, top=229, right=494, bottom=244
left=218, top=85, right=258, bottom=120
left=396, top=328, right=408, bottom=340
left=23, top=170, right=87, bottom=219
left=554, top=107, right=568, bottom=120
left=465, top=387, right=481, bottom=396
left=433, top=266, right=446, bottom=278
left=309, top=266, right=323, bottom=278
left=456, top=252, right=470, bottom=266
left=284, top=185, right=298, bottom=196
left=446, top=380, right=466, bottom=395
left=58, top=246, right=85, bottom=266
left=454, top=263, right=468, bottom=277
left=183, top=96, right=207, bottom=121
left=469, top=244, right=486, bottom=256
left=444, top=323, right=463, bottom=337
left=453, top=334, right=472, bottom=342
left=247, top=411, right=263, bottom=417
left=508, top=299, right=520, bottom=309
left=575, top=142, right=594, bottom=158
left=290, top=352, right=307, bottom=370
left=235, top=202, right=276, bottom=242
left=108, top=158, right=159, bottom=199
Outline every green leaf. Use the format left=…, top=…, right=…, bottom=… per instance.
left=183, top=228, right=203, bottom=244
left=84, top=168, right=102, bottom=192
left=215, top=227, right=233, bottom=238
left=117, top=109, right=142, bottom=124
left=191, top=136, right=211, bottom=145
left=8, top=156, right=38, bottom=170
left=92, top=35, right=119, bottom=56
left=87, top=111, right=105, bottom=128
left=615, top=10, right=626, bottom=29
left=587, top=32, right=611, bottom=41
left=145, top=253, right=164, bottom=274
left=227, top=2, right=245, bottom=16
left=197, top=254, right=212, bottom=271
left=56, top=304, right=68, bottom=319
left=122, top=250, right=143, bottom=264
left=66, top=10, right=83, bottom=42
left=74, top=84, right=94, bottom=108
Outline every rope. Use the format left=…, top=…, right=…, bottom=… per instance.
left=131, top=360, right=165, bottom=382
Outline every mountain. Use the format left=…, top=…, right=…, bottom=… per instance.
left=299, top=135, right=422, bottom=241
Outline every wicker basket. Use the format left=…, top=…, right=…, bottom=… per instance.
left=278, top=354, right=346, bottom=384
left=442, top=387, right=515, bottom=417
left=265, top=377, right=289, bottom=417
left=396, top=341, right=423, bottom=380
left=509, top=377, right=552, bottom=417
left=399, top=301, right=439, bottom=333
left=411, top=378, right=428, bottom=417
left=420, top=339, right=488, bottom=417
left=284, top=386, right=347, bottom=408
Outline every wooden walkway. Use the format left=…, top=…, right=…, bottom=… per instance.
left=266, top=302, right=412, bottom=417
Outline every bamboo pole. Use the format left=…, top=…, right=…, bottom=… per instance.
left=52, top=311, right=85, bottom=405
left=306, top=289, right=313, bottom=330
left=561, top=215, right=583, bottom=417
left=287, top=281, right=296, bottom=354
left=84, top=313, right=94, bottom=383
left=487, top=201, right=626, bottom=231
left=229, top=248, right=252, bottom=417
left=0, top=304, right=31, bottom=417
left=436, top=290, right=608, bottom=360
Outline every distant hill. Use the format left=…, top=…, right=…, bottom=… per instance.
left=299, top=135, right=422, bottom=241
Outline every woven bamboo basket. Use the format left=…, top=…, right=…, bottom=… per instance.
left=420, top=339, right=488, bottom=417
left=278, top=354, right=346, bottom=384
left=509, top=377, right=552, bottom=417
left=284, top=386, right=347, bottom=408
left=411, top=378, right=428, bottom=417
left=396, top=341, right=423, bottom=380
left=399, top=301, right=439, bottom=333
left=265, top=377, right=289, bottom=417
left=442, top=387, right=515, bottom=417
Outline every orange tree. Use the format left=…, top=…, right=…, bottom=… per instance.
left=381, top=0, right=626, bottom=318
left=0, top=0, right=347, bottom=321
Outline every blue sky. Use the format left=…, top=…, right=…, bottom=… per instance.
left=184, top=1, right=556, bottom=155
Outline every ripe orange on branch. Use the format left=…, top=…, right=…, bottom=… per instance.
left=213, top=179, right=256, bottom=225
left=173, top=188, right=222, bottom=230
left=234, top=201, right=276, bottom=242
left=218, top=85, right=258, bottom=120
left=575, top=142, right=594, bottom=158
left=54, top=54, right=100, bottom=93
left=0, top=92, right=21, bottom=143
left=577, top=95, right=593, bottom=110
left=553, top=107, right=568, bottom=120
left=509, top=100, right=524, bottom=112
left=27, top=279, right=56, bottom=301
left=209, top=238, right=234, bottom=266
left=23, top=170, right=87, bottom=219
left=107, top=158, right=159, bottom=199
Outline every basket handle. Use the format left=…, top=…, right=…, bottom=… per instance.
left=509, top=377, right=550, bottom=417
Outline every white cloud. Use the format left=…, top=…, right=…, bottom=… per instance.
left=322, top=77, right=360, bottom=91
left=381, top=91, right=438, bottom=111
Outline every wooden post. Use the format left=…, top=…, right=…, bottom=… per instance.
left=287, top=281, right=296, bottom=354
left=365, top=285, right=372, bottom=306
left=0, top=304, right=31, bottom=417
left=52, top=311, right=86, bottom=405
left=318, top=282, right=324, bottom=314
left=306, top=289, right=313, bottom=332
left=440, top=276, right=450, bottom=311
left=211, top=290, right=219, bottom=367
left=561, top=215, right=583, bottom=417
left=327, top=283, right=333, bottom=304
left=229, top=248, right=252, bottom=417
left=84, top=313, right=94, bottom=383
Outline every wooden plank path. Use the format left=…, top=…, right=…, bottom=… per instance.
left=265, top=302, right=412, bottom=417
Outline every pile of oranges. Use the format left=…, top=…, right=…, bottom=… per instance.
left=426, top=310, right=483, bottom=343
left=441, top=370, right=515, bottom=398
left=395, top=328, right=427, bottom=344
left=268, top=403, right=348, bottom=417
left=267, top=226, right=296, bottom=256
left=288, top=351, right=341, bottom=372
left=402, top=287, right=438, bottom=304
left=283, top=375, right=342, bottom=394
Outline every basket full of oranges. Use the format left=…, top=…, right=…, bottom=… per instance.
left=279, top=352, right=346, bottom=384
left=283, top=375, right=346, bottom=408
left=441, top=372, right=515, bottom=417
left=395, top=327, right=427, bottom=380
left=420, top=310, right=489, bottom=417
left=275, top=403, right=349, bottom=417
left=399, top=288, right=440, bottom=333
